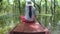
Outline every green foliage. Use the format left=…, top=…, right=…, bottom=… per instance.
left=0, top=0, right=60, bottom=34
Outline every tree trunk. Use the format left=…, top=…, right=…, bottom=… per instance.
left=18, top=0, right=21, bottom=15
left=45, top=0, right=47, bottom=27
